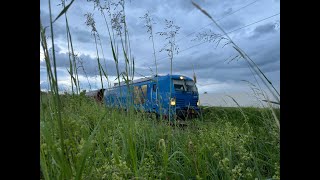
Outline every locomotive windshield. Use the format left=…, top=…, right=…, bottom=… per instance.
left=173, top=79, right=197, bottom=92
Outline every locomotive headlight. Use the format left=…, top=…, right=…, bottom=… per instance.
left=197, top=100, right=200, bottom=106
left=170, top=98, right=176, bottom=106
left=180, top=76, right=184, bottom=80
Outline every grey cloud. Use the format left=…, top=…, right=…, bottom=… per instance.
left=254, top=23, right=276, bottom=33
left=40, top=81, right=71, bottom=92
left=40, top=0, right=280, bottom=94
left=40, top=9, right=50, bottom=27
left=129, top=0, right=194, bottom=13
left=222, top=8, right=233, bottom=17
left=71, top=27, right=94, bottom=43
left=250, top=23, right=277, bottom=39
left=40, top=45, right=148, bottom=78
left=40, top=81, right=50, bottom=90
left=259, top=61, right=280, bottom=74
left=76, top=35, right=92, bottom=43
left=40, top=9, right=68, bottom=39
left=40, top=67, right=71, bottom=90
left=40, top=8, right=103, bottom=46
left=40, top=66, right=48, bottom=82
left=147, top=33, right=279, bottom=84
left=220, top=18, right=243, bottom=31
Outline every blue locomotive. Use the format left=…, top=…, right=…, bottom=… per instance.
left=103, top=74, right=200, bottom=120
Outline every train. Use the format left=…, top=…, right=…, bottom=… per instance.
left=87, top=74, right=200, bottom=120
left=85, top=88, right=105, bottom=103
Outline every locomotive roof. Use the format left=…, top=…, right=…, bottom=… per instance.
left=111, top=74, right=193, bottom=88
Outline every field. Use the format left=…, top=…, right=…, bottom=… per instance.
left=40, top=94, right=279, bottom=179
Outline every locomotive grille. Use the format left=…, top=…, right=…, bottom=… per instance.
left=190, top=99, right=197, bottom=106
left=176, top=98, right=185, bottom=106
left=176, top=98, right=197, bottom=107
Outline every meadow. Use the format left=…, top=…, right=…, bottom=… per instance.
left=40, top=93, right=279, bottom=179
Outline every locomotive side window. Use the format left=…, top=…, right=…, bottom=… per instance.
left=134, top=85, right=147, bottom=104
left=141, top=85, right=147, bottom=103
left=133, top=86, right=141, bottom=104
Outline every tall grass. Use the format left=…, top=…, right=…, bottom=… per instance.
left=141, top=11, right=164, bottom=119
left=191, top=1, right=280, bottom=130
left=41, top=94, right=280, bottom=179
left=86, top=0, right=135, bottom=109
left=61, top=0, right=80, bottom=95
left=40, top=0, right=73, bottom=177
left=40, top=0, right=279, bottom=179
left=191, top=1, right=280, bottom=104
left=157, top=19, right=180, bottom=122
left=85, top=13, right=106, bottom=90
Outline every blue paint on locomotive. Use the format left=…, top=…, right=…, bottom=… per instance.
left=103, top=74, right=200, bottom=120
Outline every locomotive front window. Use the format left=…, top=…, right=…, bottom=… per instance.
left=185, top=80, right=197, bottom=92
left=174, top=84, right=185, bottom=91
left=173, top=80, right=186, bottom=91
left=173, top=79, right=197, bottom=92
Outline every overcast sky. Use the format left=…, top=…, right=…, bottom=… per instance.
left=40, top=0, right=280, bottom=104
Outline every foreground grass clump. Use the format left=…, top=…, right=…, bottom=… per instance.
left=40, top=94, right=279, bottom=179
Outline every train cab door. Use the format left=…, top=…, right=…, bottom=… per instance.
left=151, top=83, right=158, bottom=112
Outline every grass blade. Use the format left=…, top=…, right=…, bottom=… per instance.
left=53, top=0, right=75, bottom=23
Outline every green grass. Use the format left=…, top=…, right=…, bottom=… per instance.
left=40, top=94, right=280, bottom=179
